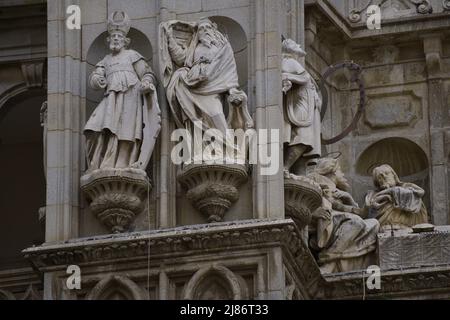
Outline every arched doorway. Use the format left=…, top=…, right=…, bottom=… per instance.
left=0, top=89, right=46, bottom=270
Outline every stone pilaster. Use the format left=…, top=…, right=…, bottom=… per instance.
left=251, top=0, right=285, bottom=221
left=46, top=0, right=83, bottom=242
left=422, top=33, right=449, bottom=225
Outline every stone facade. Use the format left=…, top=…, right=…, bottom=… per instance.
left=1, top=0, right=450, bottom=300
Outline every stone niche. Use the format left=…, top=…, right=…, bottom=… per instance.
left=353, top=137, right=431, bottom=212
left=80, top=28, right=157, bottom=237
left=175, top=16, right=253, bottom=226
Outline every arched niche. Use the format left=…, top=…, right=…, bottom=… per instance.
left=169, top=16, right=253, bottom=226
left=209, top=16, right=248, bottom=92
left=0, top=88, right=46, bottom=270
left=356, top=138, right=429, bottom=177
left=81, top=29, right=156, bottom=236
left=355, top=137, right=430, bottom=212
left=85, top=28, right=154, bottom=113
left=183, top=265, right=248, bottom=300
left=86, top=275, right=145, bottom=300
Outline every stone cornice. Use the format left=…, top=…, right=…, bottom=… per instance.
left=305, top=0, right=450, bottom=41
left=23, top=219, right=313, bottom=271
left=321, top=265, right=450, bottom=299
left=23, top=218, right=450, bottom=299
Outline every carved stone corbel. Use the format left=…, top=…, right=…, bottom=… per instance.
left=422, top=35, right=443, bottom=78
left=81, top=169, right=150, bottom=233
left=21, top=61, right=44, bottom=88
left=284, top=175, right=322, bottom=230
left=178, top=164, right=248, bottom=223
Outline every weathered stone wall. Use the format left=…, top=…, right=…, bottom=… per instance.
left=304, top=1, right=450, bottom=225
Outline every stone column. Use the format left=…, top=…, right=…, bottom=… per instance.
left=44, top=0, right=84, bottom=300
left=46, top=0, right=83, bottom=242
left=156, top=0, right=177, bottom=229
left=422, top=34, right=449, bottom=225
left=251, top=0, right=285, bottom=220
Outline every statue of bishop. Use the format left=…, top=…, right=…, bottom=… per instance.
left=84, top=11, right=161, bottom=171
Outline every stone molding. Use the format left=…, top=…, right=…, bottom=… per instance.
left=23, top=220, right=307, bottom=269
left=182, top=265, right=247, bottom=300
left=322, top=265, right=450, bottom=299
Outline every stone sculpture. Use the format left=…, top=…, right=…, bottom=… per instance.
left=84, top=12, right=160, bottom=170
left=282, top=38, right=322, bottom=177
left=364, top=164, right=429, bottom=231
left=160, top=18, right=252, bottom=137
left=80, top=11, right=161, bottom=233
left=159, top=18, right=252, bottom=222
left=308, top=158, right=380, bottom=273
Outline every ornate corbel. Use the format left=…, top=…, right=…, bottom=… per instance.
left=21, top=61, right=45, bottom=88
left=421, top=34, right=443, bottom=78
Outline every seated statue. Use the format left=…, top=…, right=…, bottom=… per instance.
left=364, top=164, right=429, bottom=231
left=308, top=158, right=380, bottom=273
left=159, top=18, right=253, bottom=163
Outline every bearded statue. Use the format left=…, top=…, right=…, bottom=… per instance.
left=159, top=18, right=253, bottom=162
left=364, top=164, right=429, bottom=231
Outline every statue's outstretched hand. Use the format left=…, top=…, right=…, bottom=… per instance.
left=140, top=80, right=156, bottom=94
left=312, top=207, right=331, bottom=221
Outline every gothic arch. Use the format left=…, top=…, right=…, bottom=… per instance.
left=183, top=265, right=247, bottom=300
left=86, top=275, right=145, bottom=300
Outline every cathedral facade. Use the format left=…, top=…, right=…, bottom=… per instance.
left=0, top=0, right=450, bottom=300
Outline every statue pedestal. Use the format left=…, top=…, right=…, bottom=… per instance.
left=178, top=163, right=249, bottom=223
left=284, top=175, right=322, bottom=231
left=81, top=168, right=150, bottom=233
